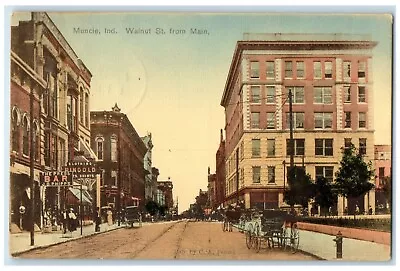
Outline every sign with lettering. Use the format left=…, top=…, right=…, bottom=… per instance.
left=40, top=171, right=73, bottom=186
left=63, top=161, right=100, bottom=178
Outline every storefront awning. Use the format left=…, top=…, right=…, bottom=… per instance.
left=69, top=187, right=92, bottom=204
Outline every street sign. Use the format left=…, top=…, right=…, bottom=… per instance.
left=63, top=161, right=100, bottom=178
left=39, top=171, right=73, bottom=186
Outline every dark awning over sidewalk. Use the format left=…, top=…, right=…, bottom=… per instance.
left=69, top=187, right=92, bottom=205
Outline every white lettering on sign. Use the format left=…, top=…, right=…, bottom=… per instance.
left=40, top=171, right=72, bottom=186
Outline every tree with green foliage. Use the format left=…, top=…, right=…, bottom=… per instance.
left=284, top=166, right=315, bottom=210
left=145, top=200, right=159, bottom=216
left=335, top=144, right=374, bottom=216
left=313, top=177, right=338, bottom=216
left=158, top=205, right=167, bottom=216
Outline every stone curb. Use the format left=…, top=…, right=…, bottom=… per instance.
left=297, top=222, right=391, bottom=245
left=11, top=226, right=125, bottom=257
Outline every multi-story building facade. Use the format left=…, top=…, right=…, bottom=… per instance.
left=157, top=179, right=174, bottom=210
left=156, top=189, right=166, bottom=206
left=196, top=189, right=208, bottom=212
left=374, top=144, right=391, bottom=212
left=220, top=33, right=377, bottom=215
left=207, top=167, right=217, bottom=208
left=10, top=12, right=93, bottom=230
left=151, top=167, right=160, bottom=201
left=141, top=133, right=154, bottom=201
left=90, top=104, right=147, bottom=209
left=215, top=129, right=226, bottom=208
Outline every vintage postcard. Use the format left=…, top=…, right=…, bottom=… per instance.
left=7, top=10, right=392, bottom=262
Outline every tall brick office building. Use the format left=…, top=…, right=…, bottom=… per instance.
left=10, top=12, right=93, bottom=230
left=220, top=33, right=377, bottom=215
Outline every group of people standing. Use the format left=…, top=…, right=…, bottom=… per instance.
left=62, top=208, right=78, bottom=234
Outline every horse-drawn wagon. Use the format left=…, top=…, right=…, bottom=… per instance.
left=244, top=209, right=300, bottom=253
left=124, top=197, right=142, bottom=228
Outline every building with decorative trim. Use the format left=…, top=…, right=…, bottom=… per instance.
left=10, top=12, right=93, bottom=231
left=220, top=33, right=377, bottom=215
left=90, top=105, right=147, bottom=209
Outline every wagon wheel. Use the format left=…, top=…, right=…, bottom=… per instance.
left=245, top=223, right=253, bottom=249
left=290, top=223, right=300, bottom=253
left=281, top=226, right=288, bottom=250
left=277, top=225, right=287, bottom=249
left=253, top=223, right=261, bottom=253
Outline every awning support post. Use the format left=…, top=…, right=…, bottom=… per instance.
left=80, top=183, right=83, bottom=235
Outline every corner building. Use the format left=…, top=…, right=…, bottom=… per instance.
left=90, top=105, right=147, bottom=208
left=10, top=12, right=93, bottom=230
left=220, top=33, right=377, bottom=215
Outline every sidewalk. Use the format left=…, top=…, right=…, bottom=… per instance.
left=297, top=229, right=391, bottom=261
left=232, top=222, right=391, bottom=261
left=9, top=222, right=124, bottom=256
left=9, top=221, right=392, bottom=261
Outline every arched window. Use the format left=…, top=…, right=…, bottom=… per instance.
left=33, top=121, right=40, bottom=161
left=85, top=92, right=89, bottom=127
left=11, top=107, right=20, bottom=152
left=96, top=136, right=104, bottom=160
left=22, top=115, right=29, bottom=156
left=110, top=135, right=118, bottom=162
left=80, top=87, right=84, bottom=123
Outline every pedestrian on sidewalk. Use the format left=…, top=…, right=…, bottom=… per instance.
left=368, top=206, right=373, bottom=215
left=68, top=208, right=77, bottom=232
left=107, top=208, right=113, bottom=226
left=94, top=207, right=101, bottom=232
left=355, top=205, right=360, bottom=215
left=62, top=209, right=68, bottom=234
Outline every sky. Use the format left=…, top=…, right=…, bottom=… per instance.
left=9, top=11, right=392, bottom=213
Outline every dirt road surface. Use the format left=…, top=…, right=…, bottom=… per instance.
left=18, top=220, right=318, bottom=260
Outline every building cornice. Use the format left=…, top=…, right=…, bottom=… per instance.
left=11, top=50, right=47, bottom=89
left=32, top=12, right=92, bottom=85
left=90, top=110, right=148, bottom=155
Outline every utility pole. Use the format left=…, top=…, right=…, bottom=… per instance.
left=236, top=148, right=239, bottom=205
left=117, top=114, right=122, bottom=226
left=288, top=87, right=295, bottom=211
left=289, top=88, right=294, bottom=171
left=30, top=82, right=35, bottom=246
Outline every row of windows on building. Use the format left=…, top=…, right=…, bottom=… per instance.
left=11, top=109, right=40, bottom=159
left=250, top=137, right=366, bottom=157
left=10, top=109, right=70, bottom=169
left=43, top=48, right=90, bottom=130
left=250, top=85, right=366, bottom=104
left=226, top=137, right=366, bottom=175
left=43, top=83, right=90, bottom=131
left=249, top=60, right=366, bottom=80
left=251, top=165, right=335, bottom=184
left=250, top=111, right=367, bottom=130
left=226, top=164, right=335, bottom=193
